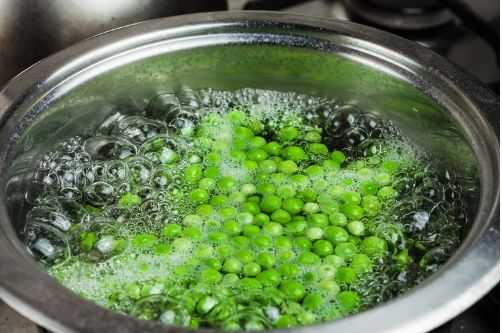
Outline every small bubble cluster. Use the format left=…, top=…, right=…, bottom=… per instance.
left=21, top=88, right=469, bottom=330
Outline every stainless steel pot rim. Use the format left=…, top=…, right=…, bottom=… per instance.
left=0, top=11, right=499, bottom=333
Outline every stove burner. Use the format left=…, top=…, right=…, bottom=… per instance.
left=344, top=0, right=455, bottom=30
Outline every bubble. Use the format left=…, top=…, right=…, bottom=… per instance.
left=111, top=116, right=167, bottom=144
left=24, top=221, right=69, bottom=267
left=25, top=181, right=57, bottom=205
left=130, top=295, right=191, bottom=326
left=325, top=105, right=361, bottom=137
left=69, top=217, right=129, bottom=263
left=83, top=182, right=115, bottom=206
left=146, top=93, right=181, bottom=120
left=83, top=136, right=137, bottom=161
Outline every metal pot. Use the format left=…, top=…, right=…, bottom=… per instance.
left=0, top=11, right=498, bottom=333
left=0, top=0, right=227, bottom=87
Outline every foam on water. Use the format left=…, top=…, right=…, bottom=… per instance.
left=20, top=88, right=469, bottom=329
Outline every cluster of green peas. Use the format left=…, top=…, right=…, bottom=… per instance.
left=122, top=110, right=409, bottom=328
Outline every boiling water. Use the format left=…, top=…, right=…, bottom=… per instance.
left=20, top=88, right=470, bottom=329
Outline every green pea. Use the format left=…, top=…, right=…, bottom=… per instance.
left=243, top=225, right=261, bottom=237
left=281, top=198, right=303, bottom=216
left=320, top=201, right=339, bottom=215
left=210, top=195, right=228, bottom=206
left=218, top=206, right=237, bottom=219
left=189, top=189, right=210, bottom=204
left=308, top=143, right=329, bottom=155
left=360, top=236, right=388, bottom=256
left=253, top=213, right=270, bottom=227
left=240, top=183, right=257, bottom=196
left=377, top=186, right=397, bottom=200
left=154, top=244, right=172, bottom=255
left=357, top=168, right=373, bottom=177
left=196, top=296, right=218, bottom=316
left=299, top=189, right=317, bottom=203
left=195, top=204, right=214, bottom=216
left=257, top=182, right=276, bottom=195
left=298, top=252, right=321, bottom=265
left=212, top=140, right=229, bottom=152
left=257, top=252, right=275, bottom=269
left=256, top=171, right=270, bottom=182
left=312, top=240, right=334, bottom=257
left=285, top=220, right=308, bottom=236
left=242, top=202, right=261, bottom=216
left=303, top=202, right=320, bottom=214
left=234, top=126, right=255, bottom=139
left=277, top=160, right=298, bottom=174
left=270, top=210, right=292, bottom=225
left=205, top=153, right=221, bottom=166
left=276, top=185, right=296, bottom=199
left=309, top=214, right=329, bottom=227
left=239, top=278, right=262, bottom=290
left=277, top=250, right=295, bottom=262
left=351, top=253, right=373, bottom=273
left=216, top=245, right=234, bottom=257
left=259, top=195, right=282, bottom=214
left=331, top=151, right=346, bottom=164
left=223, top=258, right=242, bottom=274
left=235, top=212, right=253, bottom=226
left=278, top=263, right=300, bottom=278
left=334, top=242, right=358, bottom=261
left=195, top=244, right=214, bottom=258
left=263, top=141, right=282, bottom=156
left=318, top=280, right=340, bottom=295
left=162, top=224, right=182, bottom=238
left=270, top=172, right=287, bottom=183
left=253, top=235, right=273, bottom=248
left=360, top=181, right=378, bottom=195
left=342, top=191, right=361, bottom=204
left=302, top=272, right=317, bottom=284
left=325, top=254, right=345, bottom=267
left=329, top=185, right=344, bottom=198
left=184, top=165, right=203, bottom=184
left=281, top=146, right=306, bottom=162
left=223, top=221, right=241, bottom=236
left=217, top=176, right=238, bottom=192
left=248, top=120, right=264, bottom=135
left=381, top=160, right=398, bottom=172
left=243, top=263, right=261, bottom=277
left=280, top=280, right=306, bottom=302
left=247, top=148, right=268, bottom=162
left=291, top=174, right=309, bottom=188
left=338, top=291, right=359, bottom=310
left=347, top=221, right=365, bottom=236
left=208, top=231, right=227, bottom=243
left=232, top=139, right=247, bottom=150
left=204, top=257, right=222, bottom=271
left=237, top=249, right=255, bottom=263
left=323, top=160, right=340, bottom=170
left=279, top=127, right=300, bottom=142
left=259, top=160, right=277, bottom=173
left=275, top=236, right=293, bottom=249
left=231, top=236, right=250, bottom=248
left=274, top=314, right=297, bottom=328
left=201, top=268, right=223, bottom=284
left=204, top=166, right=220, bottom=179
left=262, top=222, right=284, bottom=236
left=305, top=165, right=323, bottom=176
left=306, top=227, right=323, bottom=240
left=172, top=238, right=191, bottom=251
left=249, top=136, right=267, bottom=148
left=243, top=160, right=259, bottom=172
left=293, top=237, right=312, bottom=251
left=341, top=203, right=364, bottom=220
left=361, top=195, right=382, bottom=216
left=329, top=212, right=348, bottom=226
left=317, top=264, right=336, bottom=280
left=183, top=227, right=203, bottom=240
left=256, top=270, right=282, bottom=287
left=375, top=172, right=391, bottom=185
left=304, top=131, right=322, bottom=143
left=229, top=192, right=246, bottom=204
left=303, top=294, right=323, bottom=311
left=228, top=150, right=247, bottom=162
left=182, top=215, right=202, bottom=226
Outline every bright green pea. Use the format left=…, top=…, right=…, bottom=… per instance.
left=256, top=171, right=270, bottom=182
left=201, top=268, right=222, bottom=283
left=360, top=181, right=378, bottom=195
left=285, top=220, right=308, bottom=236
left=243, top=263, right=261, bottom=277
left=212, top=140, right=229, bottom=152
left=184, top=165, right=203, bottom=184
left=257, top=182, right=276, bottom=195
left=277, top=250, right=295, bottom=262
left=305, top=165, right=323, bottom=176
left=349, top=236, right=362, bottom=245
left=280, top=280, right=306, bottom=302
left=195, top=204, right=214, bottom=216
left=279, top=127, right=300, bottom=142
left=342, top=191, right=361, bottom=204
left=247, top=148, right=268, bottom=162
left=237, top=249, right=255, bottom=263
left=241, top=183, right=257, bottom=196
left=303, top=202, right=320, bottom=214
left=259, top=196, right=282, bottom=214
left=357, top=168, right=373, bottom=177
left=320, top=201, right=339, bottom=215
left=317, top=264, right=336, bottom=280
left=309, top=213, right=329, bottom=227
left=254, top=213, right=270, bottom=227
left=257, top=270, right=282, bottom=287
left=218, top=206, right=237, bottom=219
left=281, top=146, right=305, bottom=162
left=336, top=267, right=357, bottom=283
left=312, top=240, right=334, bottom=257
left=278, top=263, right=300, bottom=278
left=297, top=251, right=321, bottom=265
left=204, top=166, right=220, bottom=179
left=196, top=296, right=218, bottom=316
left=262, top=222, right=284, bottom=236
left=329, top=212, right=348, bottom=226
left=347, top=221, right=365, bottom=236
left=223, top=221, right=241, bottom=236
left=253, top=235, right=273, bottom=248
left=306, top=227, right=323, bottom=240
left=304, top=131, right=322, bottom=143
left=133, top=234, right=158, bottom=247
left=323, top=160, right=340, bottom=170
left=331, top=151, right=346, bottom=163
left=381, top=160, right=398, bottom=172
left=325, top=254, right=344, bottom=267
left=228, top=150, right=247, bottom=162
left=276, top=185, right=296, bottom=199
left=335, top=242, right=358, bottom=261
left=375, top=172, right=391, bottom=185
left=210, top=195, right=228, bottom=206
left=270, top=210, right=292, bottom=225
left=163, top=223, right=182, bottom=238
left=299, top=189, right=317, bottom=203
left=361, top=195, right=382, bottom=217
left=223, top=258, right=242, bottom=274
left=231, top=236, right=250, bottom=248
left=234, top=126, right=254, bottom=139
left=259, top=160, right=277, bottom=173
left=172, top=238, right=191, bottom=251
left=228, top=110, right=247, bottom=124
left=329, top=185, right=344, bottom=198
left=317, top=194, right=332, bottom=204
left=291, top=174, right=309, bottom=187
left=377, top=186, right=397, bottom=200
left=183, top=227, right=203, bottom=240
left=249, top=136, right=267, bottom=148
left=303, top=294, right=323, bottom=311
left=189, top=189, right=210, bottom=204
left=360, top=236, right=388, bottom=256
left=338, top=291, right=359, bottom=310
left=257, top=252, right=275, bottom=269
left=239, top=278, right=262, bottom=290
left=351, top=253, right=373, bottom=273
left=232, top=139, right=247, bottom=150
left=154, top=244, right=172, bottom=255
left=275, top=236, right=293, bottom=249
left=243, top=160, right=259, bottom=171
left=243, top=225, right=261, bottom=237
left=183, top=214, right=203, bottom=226
left=282, top=198, right=304, bottom=215
left=216, top=245, right=234, bottom=257
left=308, top=143, right=328, bottom=155
left=341, top=203, right=364, bottom=220
left=293, top=237, right=312, bottom=251
left=195, top=244, right=214, bottom=258
left=263, top=141, right=282, bottom=156
left=318, top=280, right=340, bottom=295
left=270, top=172, right=287, bottom=183
left=302, top=272, right=316, bottom=284
left=277, top=160, right=298, bottom=174
left=229, top=192, right=246, bottom=204
left=205, top=153, right=221, bottom=166
left=217, top=176, right=238, bottom=192
left=208, top=231, right=227, bottom=243
left=242, top=202, right=261, bottom=216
